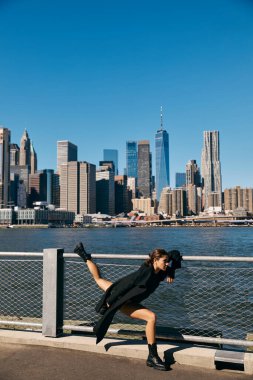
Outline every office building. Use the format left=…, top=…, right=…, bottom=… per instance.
left=175, top=173, right=186, bottom=188
left=115, top=175, right=132, bottom=214
left=57, top=140, right=77, bottom=173
left=126, top=141, right=138, bottom=178
left=17, top=180, right=27, bottom=208
left=138, top=140, right=152, bottom=197
left=187, top=184, right=202, bottom=215
left=103, top=149, right=118, bottom=175
left=201, top=131, right=222, bottom=209
left=0, top=127, right=11, bottom=207
left=10, top=144, right=20, bottom=166
left=127, top=177, right=137, bottom=198
left=158, top=187, right=171, bottom=215
left=29, top=171, right=47, bottom=205
left=186, top=160, right=201, bottom=187
left=99, top=160, right=115, bottom=173
left=158, top=187, right=187, bottom=217
left=96, top=164, right=115, bottom=215
left=185, top=160, right=202, bottom=215
left=155, top=108, right=170, bottom=201
left=30, top=169, right=60, bottom=206
left=60, top=161, right=96, bottom=214
left=224, top=187, right=253, bottom=213
left=132, top=198, right=157, bottom=216
left=10, top=165, right=30, bottom=196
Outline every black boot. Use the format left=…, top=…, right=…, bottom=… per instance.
left=146, top=343, right=167, bottom=371
left=74, top=242, right=91, bottom=262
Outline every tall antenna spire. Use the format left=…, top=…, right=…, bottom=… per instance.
left=160, top=106, right=163, bottom=130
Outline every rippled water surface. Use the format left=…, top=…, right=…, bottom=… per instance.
left=0, top=226, right=253, bottom=256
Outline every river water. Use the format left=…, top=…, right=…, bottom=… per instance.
left=1, top=226, right=253, bottom=256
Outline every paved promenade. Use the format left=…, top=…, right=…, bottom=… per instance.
left=0, top=342, right=249, bottom=380
left=0, top=330, right=252, bottom=379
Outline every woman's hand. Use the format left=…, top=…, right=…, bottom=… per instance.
left=167, top=277, right=174, bottom=284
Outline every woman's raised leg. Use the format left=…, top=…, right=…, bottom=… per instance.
left=74, top=242, right=112, bottom=292
left=86, top=259, right=112, bottom=292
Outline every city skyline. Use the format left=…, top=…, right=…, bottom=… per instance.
left=1, top=1, right=253, bottom=188
left=3, top=124, right=253, bottom=194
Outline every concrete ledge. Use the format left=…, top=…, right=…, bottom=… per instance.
left=244, top=353, right=253, bottom=375
left=173, top=346, right=216, bottom=369
left=0, top=329, right=216, bottom=370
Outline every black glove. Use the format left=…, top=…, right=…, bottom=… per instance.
left=167, top=250, right=183, bottom=270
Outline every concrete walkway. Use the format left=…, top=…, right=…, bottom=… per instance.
left=0, top=342, right=249, bottom=380
left=0, top=329, right=252, bottom=379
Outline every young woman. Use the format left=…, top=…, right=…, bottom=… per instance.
left=74, top=242, right=182, bottom=371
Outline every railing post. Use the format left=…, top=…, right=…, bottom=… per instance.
left=42, top=248, right=64, bottom=337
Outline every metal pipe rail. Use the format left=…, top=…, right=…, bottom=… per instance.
left=62, top=324, right=253, bottom=348
left=0, top=252, right=43, bottom=257
left=64, top=253, right=253, bottom=262
left=1, top=252, right=253, bottom=262
left=0, top=321, right=42, bottom=328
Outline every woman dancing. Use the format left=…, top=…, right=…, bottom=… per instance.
left=74, top=242, right=182, bottom=371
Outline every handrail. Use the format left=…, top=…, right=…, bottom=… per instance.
left=0, top=252, right=43, bottom=257
left=0, top=251, right=253, bottom=262
left=63, top=253, right=253, bottom=262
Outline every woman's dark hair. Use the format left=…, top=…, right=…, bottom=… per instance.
left=145, top=248, right=168, bottom=267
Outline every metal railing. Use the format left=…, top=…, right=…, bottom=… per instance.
left=0, top=252, right=43, bottom=329
left=0, top=250, right=253, bottom=348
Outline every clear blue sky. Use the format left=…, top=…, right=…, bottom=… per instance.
left=0, top=0, right=253, bottom=188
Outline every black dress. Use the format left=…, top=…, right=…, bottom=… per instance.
left=94, top=263, right=174, bottom=343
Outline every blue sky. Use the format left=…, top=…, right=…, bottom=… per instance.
left=0, top=0, right=253, bottom=188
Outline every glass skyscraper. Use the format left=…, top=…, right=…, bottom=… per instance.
left=103, top=149, right=118, bottom=174
left=155, top=110, right=170, bottom=201
left=175, top=173, right=186, bottom=188
left=126, top=141, right=138, bottom=178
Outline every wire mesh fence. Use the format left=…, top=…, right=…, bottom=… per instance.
left=63, top=259, right=253, bottom=341
left=0, top=253, right=252, bottom=345
left=0, top=258, right=43, bottom=326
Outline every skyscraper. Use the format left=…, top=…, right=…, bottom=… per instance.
left=126, top=141, right=138, bottom=178
left=57, top=141, right=78, bottom=173
left=186, top=160, right=201, bottom=187
left=103, top=149, right=118, bottom=175
left=138, top=140, right=151, bottom=198
left=0, top=127, right=11, bottom=207
left=155, top=107, right=170, bottom=201
left=60, top=161, right=95, bottom=214
left=96, top=163, right=115, bottom=215
left=115, top=175, right=131, bottom=214
left=19, top=129, right=31, bottom=167
left=10, top=144, right=20, bottom=166
left=201, top=131, right=222, bottom=209
left=185, top=159, right=202, bottom=215
left=30, top=141, right=37, bottom=174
